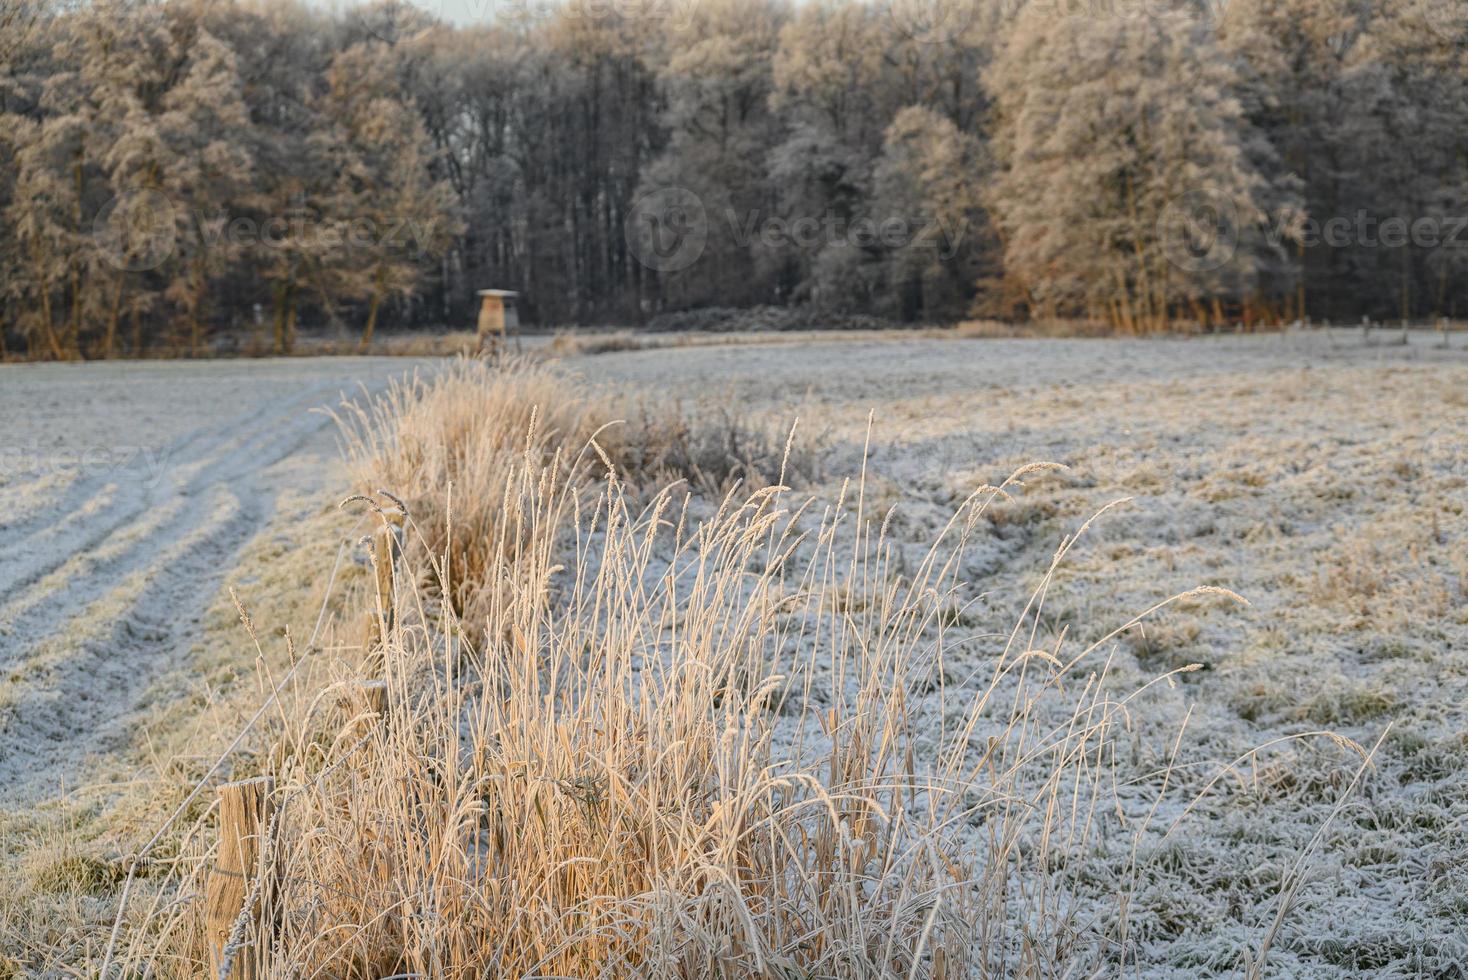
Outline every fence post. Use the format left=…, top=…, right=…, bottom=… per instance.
left=360, top=508, right=404, bottom=674
left=358, top=678, right=388, bottom=715
left=205, top=776, right=276, bottom=980
left=339, top=678, right=389, bottom=738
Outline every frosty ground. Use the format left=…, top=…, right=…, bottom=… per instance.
left=0, top=360, right=426, bottom=833
left=2, top=331, right=1465, bottom=976
left=564, top=329, right=1467, bottom=977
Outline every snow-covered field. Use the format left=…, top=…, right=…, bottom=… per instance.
left=1, top=331, right=1463, bottom=975
left=0, top=358, right=423, bottom=802
left=565, top=329, right=1467, bottom=977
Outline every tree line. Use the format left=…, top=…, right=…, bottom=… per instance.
left=1, top=0, right=1464, bottom=357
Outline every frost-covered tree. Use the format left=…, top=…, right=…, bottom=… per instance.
left=873, top=105, right=990, bottom=321
left=1380, top=0, right=1468, bottom=318
left=1218, top=0, right=1364, bottom=321
left=986, top=5, right=1292, bottom=331
left=884, top=0, right=993, bottom=131
left=1333, top=0, right=1468, bottom=320
left=771, top=0, right=892, bottom=150
left=634, top=0, right=784, bottom=309
left=212, top=0, right=339, bottom=352
left=313, top=43, right=458, bottom=349
left=0, top=0, right=39, bottom=69
left=7, top=0, right=1468, bottom=354
left=154, top=18, right=255, bottom=355
left=1, top=112, right=80, bottom=358
left=1219, top=0, right=1468, bottom=321
left=69, top=1, right=258, bottom=355
left=1, top=3, right=105, bottom=359
left=765, top=3, right=895, bottom=308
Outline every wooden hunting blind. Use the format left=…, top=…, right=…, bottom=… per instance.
left=476, top=288, right=520, bottom=343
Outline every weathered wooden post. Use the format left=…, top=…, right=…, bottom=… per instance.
left=339, top=678, right=389, bottom=738
left=205, top=776, right=276, bottom=980
left=357, top=678, right=388, bottom=715
left=360, top=508, right=404, bottom=674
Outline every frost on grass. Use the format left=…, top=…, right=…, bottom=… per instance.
left=17, top=333, right=1462, bottom=978
left=564, top=332, right=1468, bottom=976
left=114, top=444, right=1284, bottom=975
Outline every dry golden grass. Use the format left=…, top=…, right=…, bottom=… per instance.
left=94, top=357, right=1361, bottom=979
left=330, top=358, right=824, bottom=622
left=547, top=329, right=652, bottom=357
left=328, top=357, right=620, bottom=620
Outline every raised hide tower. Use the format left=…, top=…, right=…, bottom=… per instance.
left=476, top=289, right=520, bottom=349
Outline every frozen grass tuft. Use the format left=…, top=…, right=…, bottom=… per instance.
left=330, top=357, right=823, bottom=620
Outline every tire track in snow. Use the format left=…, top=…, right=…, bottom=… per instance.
left=0, top=378, right=347, bottom=603
left=0, top=359, right=420, bottom=801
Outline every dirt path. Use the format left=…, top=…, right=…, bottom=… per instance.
left=0, top=358, right=423, bottom=803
